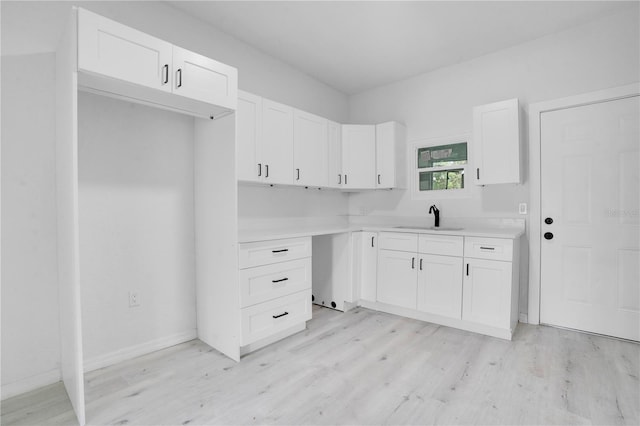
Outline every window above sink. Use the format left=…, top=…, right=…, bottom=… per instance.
left=410, top=134, right=479, bottom=200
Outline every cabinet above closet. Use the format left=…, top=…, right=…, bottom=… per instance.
left=77, top=8, right=238, bottom=119
left=237, top=90, right=406, bottom=191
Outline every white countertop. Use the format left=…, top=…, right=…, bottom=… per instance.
left=360, top=225, right=524, bottom=239
left=238, top=223, right=524, bottom=243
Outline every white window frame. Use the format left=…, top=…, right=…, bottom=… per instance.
left=409, top=133, right=479, bottom=200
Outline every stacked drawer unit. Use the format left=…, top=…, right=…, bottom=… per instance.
left=238, top=237, right=313, bottom=345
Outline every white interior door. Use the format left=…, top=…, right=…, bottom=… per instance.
left=540, top=95, right=640, bottom=341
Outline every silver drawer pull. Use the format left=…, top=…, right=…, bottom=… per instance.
left=272, top=278, right=288, bottom=283
left=480, top=246, right=495, bottom=250
left=272, top=312, right=289, bottom=319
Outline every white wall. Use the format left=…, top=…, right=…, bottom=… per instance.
left=77, top=93, right=197, bottom=367
left=347, top=7, right=640, bottom=317
left=1, top=54, right=62, bottom=396
left=238, top=185, right=349, bottom=230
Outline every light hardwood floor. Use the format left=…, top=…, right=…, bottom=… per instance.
left=3, top=305, right=639, bottom=425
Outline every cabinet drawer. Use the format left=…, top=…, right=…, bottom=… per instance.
left=241, top=289, right=312, bottom=345
left=240, top=258, right=311, bottom=308
left=378, top=232, right=418, bottom=252
left=239, top=237, right=311, bottom=269
left=419, top=234, right=463, bottom=257
left=464, top=237, right=513, bottom=261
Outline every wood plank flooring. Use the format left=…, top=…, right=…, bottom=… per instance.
left=3, top=305, right=639, bottom=425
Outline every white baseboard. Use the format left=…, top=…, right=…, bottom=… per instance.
left=83, top=329, right=197, bottom=373
left=519, top=313, right=529, bottom=324
left=2, top=369, right=61, bottom=400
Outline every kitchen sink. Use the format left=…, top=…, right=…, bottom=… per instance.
left=393, top=226, right=464, bottom=231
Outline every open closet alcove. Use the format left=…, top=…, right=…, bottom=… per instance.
left=56, top=7, right=239, bottom=425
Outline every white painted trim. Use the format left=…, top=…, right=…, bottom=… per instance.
left=519, top=313, right=528, bottom=324
left=359, top=300, right=515, bottom=340
left=239, top=322, right=306, bottom=356
left=2, top=369, right=62, bottom=400
left=527, top=83, right=640, bottom=325
left=83, top=330, right=197, bottom=373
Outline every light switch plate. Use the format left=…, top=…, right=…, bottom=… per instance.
left=518, top=203, right=528, bottom=215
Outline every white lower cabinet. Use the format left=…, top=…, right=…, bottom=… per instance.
left=377, top=249, right=418, bottom=309
left=357, top=232, right=378, bottom=303
left=365, top=231, right=520, bottom=340
left=241, top=289, right=312, bottom=345
left=240, top=258, right=312, bottom=308
left=462, top=236, right=518, bottom=331
left=417, top=254, right=463, bottom=319
left=238, top=237, right=312, bottom=349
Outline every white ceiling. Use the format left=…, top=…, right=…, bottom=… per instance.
left=167, top=1, right=634, bottom=95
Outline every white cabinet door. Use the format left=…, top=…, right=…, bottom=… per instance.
left=377, top=250, right=417, bottom=309
left=342, top=125, right=376, bottom=189
left=261, top=99, right=294, bottom=185
left=462, top=258, right=512, bottom=328
left=375, top=122, right=405, bottom=189
left=360, top=232, right=378, bottom=302
left=473, top=98, right=520, bottom=185
left=172, top=47, right=238, bottom=110
left=417, top=255, right=463, bottom=319
left=327, top=121, right=343, bottom=188
left=293, top=109, right=328, bottom=187
left=237, top=91, right=262, bottom=182
left=78, top=8, right=172, bottom=92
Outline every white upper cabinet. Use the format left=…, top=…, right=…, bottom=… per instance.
left=293, top=110, right=328, bottom=187
left=237, top=91, right=262, bottom=182
left=236, top=90, right=403, bottom=191
left=327, top=121, right=343, bottom=188
left=261, top=99, right=294, bottom=185
left=78, top=8, right=173, bottom=92
left=342, top=125, right=376, bottom=189
left=375, top=122, right=406, bottom=189
left=172, top=47, right=238, bottom=110
left=77, top=8, right=237, bottom=116
left=473, top=98, right=521, bottom=185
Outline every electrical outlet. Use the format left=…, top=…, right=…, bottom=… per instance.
left=129, top=291, right=140, bottom=307
left=518, top=203, right=528, bottom=215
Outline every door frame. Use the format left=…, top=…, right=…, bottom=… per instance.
left=527, top=82, right=640, bottom=325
